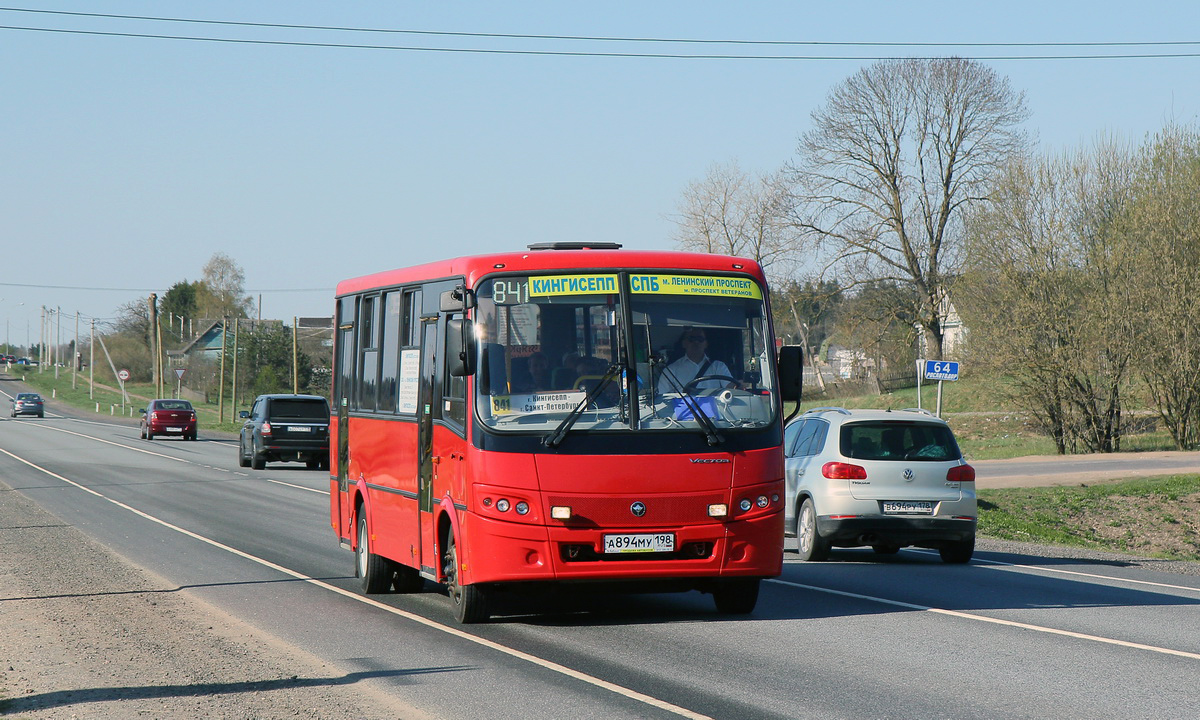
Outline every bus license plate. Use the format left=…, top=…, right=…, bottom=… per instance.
left=603, top=533, right=675, bottom=554
left=882, top=501, right=934, bottom=515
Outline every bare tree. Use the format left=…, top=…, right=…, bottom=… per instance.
left=672, top=161, right=801, bottom=282
left=790, top=57, right=1029, bottom=360
left=200, top=252, right=253, bottom=319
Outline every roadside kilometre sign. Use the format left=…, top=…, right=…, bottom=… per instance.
left=923, top=360, right=960, bottom=382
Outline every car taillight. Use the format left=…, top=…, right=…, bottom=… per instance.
left=948, top=464, right=976, bottom=483
left=261, top=421, right=272, bottom=436
left=150, top=411, right=160, bottom=421
left=823, top=461, right=867, bottom=480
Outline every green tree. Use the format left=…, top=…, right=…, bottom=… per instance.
left=1121, top=125, right=1200, bottom=449
left=961, top=142, right=1135, bottom=454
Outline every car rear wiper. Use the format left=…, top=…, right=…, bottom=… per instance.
left=655, top=360, right=724, bottom=446
left=543, top=363, right=622, bottom=448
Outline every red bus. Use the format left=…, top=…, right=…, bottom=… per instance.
left=330, top=242, right=802, bottom=622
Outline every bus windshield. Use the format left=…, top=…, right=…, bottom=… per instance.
left=474, top=272, right=778, bottom=434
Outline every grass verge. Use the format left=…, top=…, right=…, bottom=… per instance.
left=979, top=475, right=1200, bottom=561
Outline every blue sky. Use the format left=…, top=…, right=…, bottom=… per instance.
left=1, top=1, right=1196, bottom=345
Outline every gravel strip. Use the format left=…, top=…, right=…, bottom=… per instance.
left=0, top=480, right=431, bottom=719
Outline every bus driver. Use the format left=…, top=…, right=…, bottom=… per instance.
left=665, top=327, right=737, bottom=390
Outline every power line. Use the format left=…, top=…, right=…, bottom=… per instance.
left=3, top=23, right=1199, bottom=60
left=1, top=6, right=1196, bottom=49
left=0, top=281, right=328, bottom=293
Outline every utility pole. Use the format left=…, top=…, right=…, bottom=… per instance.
left=148, top=294, right=159, bottom=394
left=231, top=319, right=239, bottom=418
left=55, top=305, right=61, bottom=379
left=218, top=317, right=227, bottom=423
left=292, top=316, right=299, bottom=394
left=89, top=319, right=95, bottom=400
left=72, top=311, right=78, bottom=389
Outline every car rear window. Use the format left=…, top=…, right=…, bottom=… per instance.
left=840, top=421, right=961, bottom=462
left=158, top=400, right=193, bottom=410
left=269, top=399, right=329, bottom=420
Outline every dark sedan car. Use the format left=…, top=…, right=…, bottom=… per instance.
left=10, top=392, right=45, bottom=418
left=239, top=394, right=330, bottom=470
left=139, top=399, right=198, bottom=441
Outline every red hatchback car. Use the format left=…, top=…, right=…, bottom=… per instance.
left=140, top=399, right=198, bottom=441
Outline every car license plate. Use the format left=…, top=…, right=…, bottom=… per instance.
left=289, top=426, right=312, bottom=432
left=165, top=427, right=183, bottom=432
left=603, top=533, right=675, bottom=554
left=882, top=501, right=934, bottom=515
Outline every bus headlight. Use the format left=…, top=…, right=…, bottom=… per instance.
left=496, top=499, right=511, bottom=512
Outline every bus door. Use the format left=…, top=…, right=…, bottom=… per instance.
left=417, top=317, right=439, bottom=577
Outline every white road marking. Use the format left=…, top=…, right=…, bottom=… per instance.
left=768, top=577, right=1200, bottom=660
left=22, top=421, right=326, bottom=495
left=905, top=547, right=1200, bottom=595
left=0, top=446, right=712, bottom=720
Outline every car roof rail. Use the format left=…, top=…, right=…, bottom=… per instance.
left=899, top=408, right=936, bottom=416
left=804, top=406, right=852, bottom=416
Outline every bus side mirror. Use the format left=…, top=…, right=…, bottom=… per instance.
left=440, top=286, right=477, bottom=312
left=446, top=318, right=476, bottom=377
left=777, top=345, right=803, bottom=404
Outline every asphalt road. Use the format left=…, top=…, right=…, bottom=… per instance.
left=3, top=412, right=1200, bottom=718
left=972, top=450, right=1200, bottom=488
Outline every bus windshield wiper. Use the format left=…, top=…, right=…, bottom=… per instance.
left=543, top=363, right=623, bottom=448
left=656, top=361, right=724, bottom=446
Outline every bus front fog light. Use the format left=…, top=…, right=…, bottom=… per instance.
left=756, top=495, right=769, bottom=508
left=496, top=499, right=511, bottom=512
left=739, top=498, right=753, bottom=512
left=482, top=497, right=493, bottom=508
left=551, top=505, right=572, bottom=520
left=707, top=504, right=728, bottom=518
left=515, top=501, right=529, bottom=515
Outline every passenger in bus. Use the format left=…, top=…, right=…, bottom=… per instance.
left=553, top=351, right=582, bottom=389
left=665, top=327, right=738, bottom=390
left=512, top=351, right=553, bottom=393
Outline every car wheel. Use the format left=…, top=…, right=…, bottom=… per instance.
left=238, top=437, right=250, bottom=468
left=796, top=498, right=831, bottom=562
left=940, top=536, right=975, bottom=564
left=712, top=578, right=760, bottom=614
left=37, top=412, right=44, bottom=418
left=251, top=449, right=266, bottom=470
left=444, top=531, right=490, bottom=623
left=146, top=431, right=154, bottom=441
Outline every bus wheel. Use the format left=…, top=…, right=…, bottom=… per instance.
left=443, top=532, right=489, bottom=623
left=712, top=578, right=760, bottom=614
left=356, top=506, right=393, bottom=594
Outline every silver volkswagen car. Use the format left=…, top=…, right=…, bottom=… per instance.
left=783, top=407, right=976, bottom=563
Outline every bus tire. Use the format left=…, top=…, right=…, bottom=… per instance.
left=444, top=531, right=489, bottom=623
left=356, top=505, right=393, bottom=594
left=712, top=578, right=760, bottom=614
